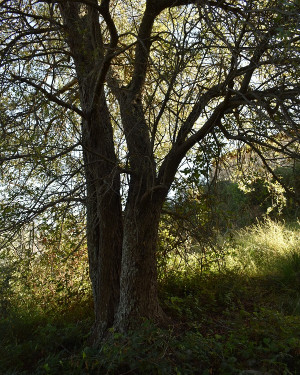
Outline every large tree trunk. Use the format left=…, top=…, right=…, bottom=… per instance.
left=58, top=3, right=124, bottom=340
left=115, top=182, right=168, bottom=331
left=83, top=101, right=123, bottom=340
left=59, top=2, right=168, bottom=339
left=110, top=85, right=170, bottom=331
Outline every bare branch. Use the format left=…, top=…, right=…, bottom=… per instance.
left=10, top=74, right=85, bottom=118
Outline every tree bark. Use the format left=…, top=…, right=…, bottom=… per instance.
left=83, top=100, right=123, bottom=340
left=115, top=189, right=167, bottom=332
left=58, top=3, right=123, bottom=340
left=59, top=1, right=169, bottom=339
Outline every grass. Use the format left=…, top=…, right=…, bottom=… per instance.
left=225, top=219, right=300, bottom=275
left=0, top=219, right=300, bottom=374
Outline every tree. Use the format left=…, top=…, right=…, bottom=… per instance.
left=0, top=0, right=299, bottom=340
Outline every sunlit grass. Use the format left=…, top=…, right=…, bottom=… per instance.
left=160, top=218, right=300, bottom=318
left=160, top=218, right=300, bottom=281
left=225, top=218, right=300, bottom=278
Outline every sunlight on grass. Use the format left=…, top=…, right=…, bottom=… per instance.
left=160, top=219, right=300, bottom=281
left=225, top=219, right=300, bottom=277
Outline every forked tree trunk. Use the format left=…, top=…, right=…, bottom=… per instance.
left=59, top=2, right=168, bottom=340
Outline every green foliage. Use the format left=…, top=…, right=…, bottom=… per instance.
left=158, top=160, right=299, bottom=276
left=210, top=181, right=251, bottom=229
left=276, top=251, right=300, bottom=288
left=276, top=162, right=300, bottom=219
left=1, top=219, right=300, bottom=374
left=0, top=312, right=92, bottom=375
left=0, top=211, right=90, bottom=317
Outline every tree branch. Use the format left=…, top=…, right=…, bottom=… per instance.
left=10, top=74, right=85, bottom=118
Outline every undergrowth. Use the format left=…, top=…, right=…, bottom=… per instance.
left=0, top=219, right=300, bottom=374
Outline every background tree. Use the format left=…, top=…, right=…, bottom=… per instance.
left=0, top=0, right=299, bottom=341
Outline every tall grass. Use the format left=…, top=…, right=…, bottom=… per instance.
left=226, top=219, right=300, bottom=278
left=159, top=218, right=300, bottom=282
